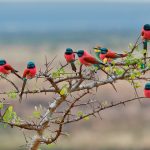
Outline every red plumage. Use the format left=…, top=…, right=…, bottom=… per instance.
left=64, top=53, right=75, bottom=63
left=141, top=27, right=150, bottom=40
left=78, top=50, right=100, bottom=66
left=100, top=49, right=127, bottom=62
left=23, top=68, right=36, bottom=79
left=0, top=64, right=16, bottom=74
left=144, top=89, right=150, bottom=98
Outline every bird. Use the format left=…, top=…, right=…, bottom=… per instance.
left=19, top=61, right=37, bottom=102
left=141, top=24, right=150, bottom=41
left=76, top=50, right=117, bottom=91
left=64, top=48, right=76, bottom=72
left=141, top=24, right=150, bottom=66
left=0, top=59, right=22, bottom=79
left=93, top=47, right=127, bottom=63
left=144, top=82, right=150, bottom=98
left=76, top=50, right=104, bottom=66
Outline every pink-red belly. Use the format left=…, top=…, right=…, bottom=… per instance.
left=144, top=90, right=150, bottom=98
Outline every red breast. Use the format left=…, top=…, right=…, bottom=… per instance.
left=144, top=89, right=150, bottom=98
left=141, top=28, right=150, bottom=40
left=64, top=53, right=75, bottom=62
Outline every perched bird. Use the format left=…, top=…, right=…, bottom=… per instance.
left=0, top=59, right=22, bottom=79
left=64, top=48, right=76, bottom=72
left=141, top=24, right=150, bottom=66
left=19, top=61, right=36, bottom=102
left=76, top=50, right=104, bottom=66
left=76, top=50, right=116, bottom=89
left=94, top=47, right=127, bottom=63
left=141, top=24, right=150, bottom=41
left=144, top=82, right=150, bottom=98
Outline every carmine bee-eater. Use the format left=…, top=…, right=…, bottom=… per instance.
left=19, top=61, right=36, bottom=102
left=141, top=24, right=150, bottom=41
left=76, top=50, right=104, bottom=66
left=64, top=48, right=76, bottom=72
left=0, top=59, right=22, bottom=79
left=141, top=24, right=150, bottom=65
left=93, top=47, right=127, bottom=63
left=144, top=82, right=150, bottom=98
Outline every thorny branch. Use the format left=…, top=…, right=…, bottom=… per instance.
left=0, top=41, right=150, bottom=150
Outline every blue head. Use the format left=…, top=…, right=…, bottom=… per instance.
left=0, top=59, right=6, bottom=66
left=27, top=61, right=35, bottom=69
left=144, top=24, right=150, bottom=31
left=100, top=48, right=108, bottom=54
left=65, top=48, right=73, bottom=54
left=77, top=50, right=84, bottom=57
left=145, top=82, right=150, bottom=90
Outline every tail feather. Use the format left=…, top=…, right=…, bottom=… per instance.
left=117, top=54, right=127, bottom=58
left=19, top=79, right=27, bottom=103
left=71, top=62, right=77, bottom=72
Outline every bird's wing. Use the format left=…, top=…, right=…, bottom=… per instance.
left=105, top=51, right=117, bottom=58
left=83, top=56, right=99, bottom=64
left=141, top=31, right=144, bottom=36
left=4, top=64, right=16, bottom=71
left=23, top=69, right=30, bottom=78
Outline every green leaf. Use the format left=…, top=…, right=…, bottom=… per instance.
left=105, top=66, right=111, bottom=72
left=84, top=116, right=90, bottom=121
left=130, top=73, right=135, bottom=80
left=141, top=49, right=147, bottom=55
left=59, top=68, right=65, bottom=75
left=7, top=92, right=17, bottom=99
left=77, top=111, right=84, bottom=117
left=115, top=68, right=124, bottom=76
left=3, top=106, right=21, bottom=125
left=133, top=82, right=141, bottom=88
left=33, top=110, right=41, bottom=119
left=3, top=106, right=14, bottom=123
left=147, top=63, right=150, bottom=69
left=48, top=143, right=55, bottom=149
left=77, top=111, right=89, bottom=121
left=52, top=68, right=66, bottom=78
left=52, top=72, right=60, bottom=78
left=0, top=103, right=3, bottom=110
left=60, top=85, right=68, bottom=96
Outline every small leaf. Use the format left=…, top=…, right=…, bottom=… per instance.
left=77, top=111, right=84, bottom=117
left=130, top=74, right=135, bottom=80
left=60, top=85, right=68, bottom=96
left=33, top=111, right=41, bottom=119
left=115, top=68, right=124, bottom=76
left=3, top=106, right=14, bottom=123
left=7, top=92, right=17, bottom=99
left=141, top=49, right=147, bottom=55
left=133, top=82, right=141, bottom=88
left=84, top=116, right=90, bottom=121
left=105, top=67, right=110, bottom=72
left=0, top=103, right=3, bottom=110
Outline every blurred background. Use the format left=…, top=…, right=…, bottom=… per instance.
left=0, top=0, right=150, bottom=149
